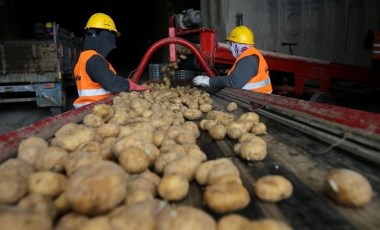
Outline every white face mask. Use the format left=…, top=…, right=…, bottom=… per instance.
left=229, top=42, right=251, bottom=58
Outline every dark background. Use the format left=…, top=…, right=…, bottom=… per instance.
left=18, top=0, right=200, bottom=75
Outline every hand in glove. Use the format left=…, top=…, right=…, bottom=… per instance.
left=192, top=75, right=210, bottom=87
left=127, top=79, right=148, bottom=91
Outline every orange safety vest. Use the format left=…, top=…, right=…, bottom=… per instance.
left=372, top=31, right=380, bottom=60
left=228, top=47, right=272, bottom=93
left=73, top=50, right=115, bottom=108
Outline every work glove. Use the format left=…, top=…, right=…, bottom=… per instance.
left=193, top=75, right=210, bottom=87
left=127, top=79, right=147, bottom=91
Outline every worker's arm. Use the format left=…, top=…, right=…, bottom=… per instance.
left=209, top=55, right=258, bottom=88
left=86, top=55, right=132, bottom=93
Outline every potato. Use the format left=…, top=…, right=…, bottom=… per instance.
left=27, top=171, right=67, bottom=198
left=66, top=161, right=128, bottom=216
left=207, top=159, right=240, bottom=185
left=156, top=204, right=216, bottom=230
left=217, top=214, right=250, bottom=230
left=195, top=158, right=231, bottom=185
left=83, top=113, right=104, bottom=128
left=18, top=193, right=57, bottom=219
left=242, top=218, right=293, bottom=230
left=238, top=112, right=259, bottom=124
left=0, top=206, right=53, bottom=230
left=324, top=168, right=373, bottom=207
left=238, top=141, right=267, bottom=161
left=208, top=124, right=227, bottom=140
left=204, top=181, right=250, bottom=213
left=117, top=146, right=150, bottom=174
left=199, top=103, right=213, bottom=113
left=226, top=102, right=238, bottom=112
left=163, top=155, right=202, bottom=181
left=254, top=175, right=293, bottom=202
left=127, top=175, right=157, bottom=196
left=0, top=158, right=35, bottom=179
left=0, top=174, right=27, bottom=204
left=251, top=122, right=267, bottom=135
left=79, top=216, right=112, bottom=230
left=54, top=192, right=70, bottom=215
left=55, top=213, right=89, bottom=230
left=76, top=141, right=101, bottom=154
left=52, top=125, right=96, bottom=152
left=64, top=151, right=103, bottom=177
left=96, top=123, right=120, bottom=139
left=182, top=108, right=203, bottom=120
left=109, top=199, right=163, bottom=230
left=35, top=146, right=68, bottom=173
left=92, top=103, right=114, bottom=122
left=125, top=189, right=155, bottom=206
left=17, top=136, right=48, bottom=167
left=154, top=151, right=183, bottom=175
left=140, top=169, right=161, bottom=187
left=182, top=144, right=207, bottom=162
left=158, top=174, right=189, bottom=201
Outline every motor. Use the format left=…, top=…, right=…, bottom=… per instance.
left=174, top=9, right=203, bottom=29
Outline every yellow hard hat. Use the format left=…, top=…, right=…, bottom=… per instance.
left=226, top=26, right=254, bottom=45
left=45, top=22, right=53, bottom=29
left=85, top=13, right=121, bottom=37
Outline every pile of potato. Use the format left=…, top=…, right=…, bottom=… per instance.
left=0, top=81, right=373, bottom=229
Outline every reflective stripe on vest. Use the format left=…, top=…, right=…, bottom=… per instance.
left=77, top=88, right=112, bottom=97
left=242, top=78, right=271, bottom=90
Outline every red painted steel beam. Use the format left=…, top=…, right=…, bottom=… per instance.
left=224, top=87, right=380, bottom=136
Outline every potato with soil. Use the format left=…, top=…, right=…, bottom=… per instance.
left=17, top=136, right=49, bottom=167
left=324, top=168, right=373, bottom=207
left=51, top=125, right=97, bottom=152
left=117, top=146, right=150, bottom=174
left=64, top=151, right=103, bottom=177
left=17, top=193, right=57, bottom=219
left=254, top=175, right=293, bottom=202
left=204, top=181, right=251, bottom=213
left=183, top=108, right=203, bottom=120
left=109, top=199, right=164, bottom=230
left=236, top=139, right=267, bottom=161
left=0, top=206, right=53, bottom=230
left=163, top=155, right=202, bottom=181
left=226, top=102, right=238, bottom=112
left=158, top=174, right=189, bottom=201
left=217, top=214, right=250, bottom=230
left=55, top=213, right=89, bottom=230
left=65, top=161, right=128, bottom=216
left=243, top=218, right=293, bottom=230
left=156, top=204, right=216, bottom=230
left=35, top=146, right=68, bottom=173
left=208, top=124, right=227, bottom=140
left=0, top=159, right=34, bottom=204
left=92, top=103, right=115, bottom=122
left=27, top=171, right=67, bottom=198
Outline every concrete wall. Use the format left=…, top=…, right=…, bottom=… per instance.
left=201, top=0, right=380, bottom=67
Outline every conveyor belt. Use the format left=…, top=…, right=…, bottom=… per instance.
left=0, top=88, right=379, bottom=229
left=185, top=88, right=380, bottom=229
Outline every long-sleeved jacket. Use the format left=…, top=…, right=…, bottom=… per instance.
left=209, top=46, right=272, bottom=94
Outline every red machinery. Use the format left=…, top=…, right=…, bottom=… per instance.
left=131, top=10, right=380, bottom=102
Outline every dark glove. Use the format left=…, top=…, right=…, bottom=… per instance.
left=127, top=79, right=147, bottom=91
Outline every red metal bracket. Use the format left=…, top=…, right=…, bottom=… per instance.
left=130, top=37, right=215, bottom=82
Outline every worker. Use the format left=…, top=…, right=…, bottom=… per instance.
left=73, top=12, right=148, bottom=108
left=192, top=25, right=272, bottom=94
left=45, top=21, right=54, bottom=38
